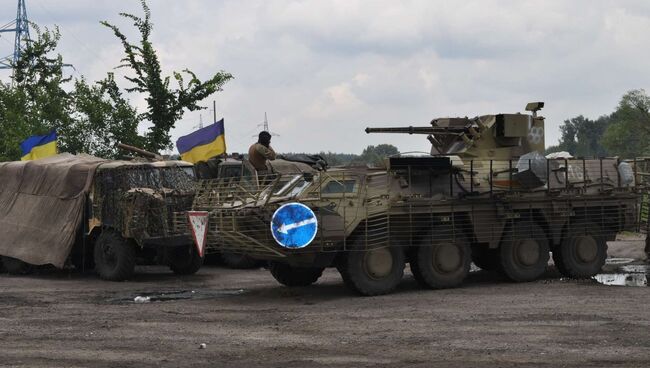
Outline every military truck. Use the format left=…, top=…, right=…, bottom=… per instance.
left=183, top=103, right=641, bottom=295
left=0, top=153, right=200, bottom=281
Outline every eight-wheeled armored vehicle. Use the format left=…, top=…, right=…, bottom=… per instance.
left=0, top=153, right=200, bottom=281
left=183, top=103, right=642, bottom=296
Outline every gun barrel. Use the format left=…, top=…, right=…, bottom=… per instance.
left=117, top=143, right=163, bottom=160
left=365, top=126, right=438, bottom=135
left=365, top=126, right=466, bottom=135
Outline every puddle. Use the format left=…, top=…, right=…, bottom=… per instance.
left=605, top=258, right=635, bottom=265
left=593, top=264, right=650, bottom=287
left=108, top=289, right=246, bottom=304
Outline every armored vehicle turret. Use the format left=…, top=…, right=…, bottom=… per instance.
left=366, top=102, right=545, bottom=160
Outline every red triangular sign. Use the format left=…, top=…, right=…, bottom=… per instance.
left=187, top=211, right=209, bottom=257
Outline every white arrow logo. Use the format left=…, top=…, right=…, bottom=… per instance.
left=278, top=217, right=317, bottom=234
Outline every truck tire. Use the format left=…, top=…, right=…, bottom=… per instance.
left=168, top=245, right=204, bottom=275
left=1, top=256, right=33, bottom=275
left=553, top=221, right=607, bottom=278
left=221, top=252, right=262, bottom=269
left=499, top=221, right=550, bottom=282
left=268, top=262, right=324, bottom=287
left=93, top=230, right=136, bottom=281
left=471, top=245, right=501, bottom=271
left=410, top=238, right=471, bottom=289
left=337, top=246, right=405, bottom=296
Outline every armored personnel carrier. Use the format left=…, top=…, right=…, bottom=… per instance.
left=183, top=103, right=641, bottom=295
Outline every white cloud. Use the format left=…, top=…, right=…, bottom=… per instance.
left=2, top=0, right=650, bottom=154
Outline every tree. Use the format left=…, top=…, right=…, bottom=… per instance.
left=361, top=144, right=400, bottom=166
left=67, top=74, right=144, bottom=158
left=0, top=26, right=143, bottom=161
left=101, top=0, right=233, bottom=153
left=547, top=115, right=610, bottom=157
left=602, top=89, right=650, bottom=158
left=0, top=26, right=73, bottom=160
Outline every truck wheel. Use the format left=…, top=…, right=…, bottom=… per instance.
left=1, top=256, right=33, bottom=275
left=93, top=230, right=136, bottom=281
left=499, top=222, right=550, bottom=282
left=268, top=262, right=324, bottom=287
left=337, top=247, right=405, bottom=296
left=553, top=221, right=607, bottom=278
left=411, top=238, right=471, bottom=289
left=168, top=245, right=204, bottom=275
left=471, top=245, right=501, bottom=271
left=221, top=252, right=262, bottom=269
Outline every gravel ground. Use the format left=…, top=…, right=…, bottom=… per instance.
left=1, top=239, right=649, bottom=368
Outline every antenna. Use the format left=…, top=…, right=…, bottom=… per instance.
left=252, top=112, right=280, bottom=137
left=0, top=0, right=30, bottom=70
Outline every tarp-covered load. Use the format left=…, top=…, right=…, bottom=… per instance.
left=0, top=153, right=106, bottom=267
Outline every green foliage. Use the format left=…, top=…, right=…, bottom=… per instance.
left=101, top=0, right=233, bottom=153
left=602, top=89, right=650, bottom=158
left=283, top=144, right=400, bottom=167
left=548, top=115, right=610, bottom=157
left=361, top=144, right=400, bottom=166
left=0, top=26, right=142, bottom=161
left=66, top=74, right=144, bottom=158
left=0, top=26, right=73, bottom=161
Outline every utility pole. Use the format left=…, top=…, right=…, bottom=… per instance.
left=0, top=0, right=30, bottom=70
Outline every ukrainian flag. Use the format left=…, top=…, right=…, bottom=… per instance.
left=20, top=131, right=58, bottom=161
left=176, top=119, right=226, bottom=163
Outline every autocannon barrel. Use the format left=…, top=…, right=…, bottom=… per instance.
left=365, top=126, right=439, bottom=134
left=365, top=126, right=466, bottom=135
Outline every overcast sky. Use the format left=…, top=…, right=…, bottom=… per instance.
left=1, top=0, right=649, bottom=155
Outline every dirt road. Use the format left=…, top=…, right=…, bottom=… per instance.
left=1, top=240, right=650, bottom=368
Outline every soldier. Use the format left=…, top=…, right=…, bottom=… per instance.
left=249, top=131, right=276, bottom=173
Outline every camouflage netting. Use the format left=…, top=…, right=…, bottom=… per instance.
left=92, top=164, right=195, bottom=245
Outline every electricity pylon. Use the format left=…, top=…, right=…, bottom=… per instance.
left=0, top=0, right=30, bottom=70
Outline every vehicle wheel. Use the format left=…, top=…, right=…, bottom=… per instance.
left=337, top=246, right=405, bottom=296
left=471, top=245, right=501, bottom=271
left=553, top=221, right=607, bottom=278
left=499, top=221, right=550, bottom=282
left=221, top=252, right=262, bottom=269
left=1, top=256, right=33, bottom=275
left=411, top=238, right=471, bottom=289
left=168, top=245, right=204, bottom=275
left=93, top=230, right=136, bottom=281
left=268, top=261, right=324, bottom=287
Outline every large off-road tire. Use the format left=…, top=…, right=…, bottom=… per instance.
left=168, top=245, right=204, bottom=275
left=1, top=256, right=33, bottom=275
left=471, top=245, right=501, bottom=271
left=499, top=221, right=550, bottom=282
left=221, top=252, right=262, bottom=269
left=410, top=237, right=471, bottom=289
left=268, top=261, right=324, bottom=287
left=553, top=221, right=607, bottom=278
left=93, top=230, right=136, bottom=281
left=337, top=246, right=405, bottom=296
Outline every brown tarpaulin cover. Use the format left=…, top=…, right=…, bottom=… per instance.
left=0, top=153, right=106, bottom=268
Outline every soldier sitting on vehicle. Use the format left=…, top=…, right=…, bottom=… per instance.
left=248, top=131, right=276, bottom=173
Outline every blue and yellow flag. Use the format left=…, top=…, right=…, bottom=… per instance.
left=176, top=119, right=226, bottom=163
left=20, top=131, right=58, bottom=161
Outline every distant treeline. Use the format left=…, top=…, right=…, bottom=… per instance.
left=283, top=144, right=400, bottom=167
left=546, top=89, right=650, bottom=158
